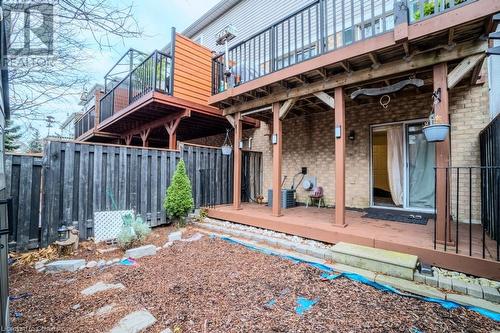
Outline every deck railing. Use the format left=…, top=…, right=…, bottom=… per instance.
left=99, top=50, right=172, bottom=123
left=212, top=0, right=474, bottom=94
left=74, top=106, right=95, bottom=138
left=434, top=166, right=500, bottom=261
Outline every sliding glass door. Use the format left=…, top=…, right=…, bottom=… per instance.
left=371, top=121, right=435, bottom=212
left=406, top=123, right=435, bottom=210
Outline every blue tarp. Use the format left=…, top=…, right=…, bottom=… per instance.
left=219, top=235, right=500, bottom=321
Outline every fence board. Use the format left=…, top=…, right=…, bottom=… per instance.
left=5, top=154, right=42, bottom=250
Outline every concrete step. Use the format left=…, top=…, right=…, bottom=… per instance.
left=330, top=242, right=418, bottom=280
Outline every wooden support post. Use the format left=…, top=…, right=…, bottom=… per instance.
left=124, top=134, right=133, bottom=146
left=233, top=112, right=243, bottom=210
left=140, top=128, right=151, bottom=147
left=434, top=63, right=451, bottom=244
left=272, top=102, right=282, bottom=217
left=334, top=87, right=346, bottom=227
left=165, top=117, right=182, bottom=150
left=94, top=90, right=103, bottom=128
left=394, top=1, right=409, bottom=43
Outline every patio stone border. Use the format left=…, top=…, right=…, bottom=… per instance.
left=195, top=219, right=500, bottom=306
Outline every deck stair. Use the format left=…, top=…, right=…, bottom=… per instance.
left=329, top=242, right=418, bottom=280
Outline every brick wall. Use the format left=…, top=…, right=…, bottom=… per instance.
left=191, top=83, right=490, bottom=221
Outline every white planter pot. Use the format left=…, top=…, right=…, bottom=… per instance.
left=423, top=124, right=450, bottom=142
left=221, top=145, right=232, bottom=155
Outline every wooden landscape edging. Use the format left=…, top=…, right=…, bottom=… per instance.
left=5, top=140, right=262, bottom=250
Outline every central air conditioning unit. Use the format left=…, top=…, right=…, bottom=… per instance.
left=267, top=189, right=296, bottom=209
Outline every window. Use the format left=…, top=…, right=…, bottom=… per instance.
left=194, top=34, right=204, bottom=46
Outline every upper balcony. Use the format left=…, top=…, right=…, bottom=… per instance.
left=75, top=32, right=258, bottom=145
left=210, top=0, right=498, bottom=112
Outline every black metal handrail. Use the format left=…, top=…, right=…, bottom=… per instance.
left=99, top=50, right=173, bottom=123
left=434, top=166, right=499, bottom=261
left=212, top=0, right=474, bottom=94
left=74, top=106, right=95, bottom=138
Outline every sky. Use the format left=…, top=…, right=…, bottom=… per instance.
left=16, top=0, right=220, bottom=139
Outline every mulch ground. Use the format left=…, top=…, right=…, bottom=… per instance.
left=9, top=227, right=499, bottom=333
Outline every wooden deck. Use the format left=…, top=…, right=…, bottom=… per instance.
left=207, top=203, right=500, bottom=280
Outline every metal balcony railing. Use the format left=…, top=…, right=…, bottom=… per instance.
left=212, top=0, right=474, bottom=94
left=74, top=106, right=95, bottom=138
left=99, top=51, right=173, bottom=123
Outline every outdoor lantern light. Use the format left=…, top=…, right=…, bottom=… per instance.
left=335, top=125, right=342, bottom=139
left=239, top=140, right=244, bottom=149
left=272, top=133, right=278, bottom=144
left=57, top=225, right=69, bottom=242
left=348, top=130, right=355, bottom=141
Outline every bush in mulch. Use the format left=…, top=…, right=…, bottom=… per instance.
left=164, top=159, right=194, bottom=227
left=116, top=213, right=151, bottom=250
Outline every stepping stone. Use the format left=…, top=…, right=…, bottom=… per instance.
left=94, top=304, right=115, bottom=316
left=168, top=231, right=182, bottom=242
left=180, top=233, right=204, bottom=242
left=125, top=245, right=157, bottom=259
left=330, top=242, right=418, bottom=280
left=109, top=309, right=157, bottom=333
left=81, top=281, right=125, bottom=296
left=45, top=259, right=86, bottom=273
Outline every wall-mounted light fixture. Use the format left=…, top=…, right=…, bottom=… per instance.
left=335, top=125, right=342, bottom=139
left=272, top=133, right=278, bottom=144
left=239, top=140, right=244, bottom=149
left=348, top=130, right=355, bottom=141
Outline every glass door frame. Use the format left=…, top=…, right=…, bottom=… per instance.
left=369, top=118, right=434, bottom=213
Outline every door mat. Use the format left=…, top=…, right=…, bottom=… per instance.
left=362, top=208, right=433, bottom=225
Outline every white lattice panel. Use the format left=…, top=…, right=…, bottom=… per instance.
left=94, top=210, right=133, bottom=242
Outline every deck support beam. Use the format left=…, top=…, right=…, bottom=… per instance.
left=140, top=128, right=151, bottom=147
left=165, top=117, right=182, bottom=150
left=272, top=102, right=282, bottom=217
left=124, top=134, right=133, bottom=146
left=434, top=63, right=451, bottom=244
left=334, top=87, right=346, bottom=227
left=233, top=112, right=243, bottom=210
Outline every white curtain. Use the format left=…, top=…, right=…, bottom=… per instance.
left=387, top=127, right=404, bottom=206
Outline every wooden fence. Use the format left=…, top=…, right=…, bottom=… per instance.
left=5, top=140, right=262, bottom=251
left=4, top=154, right=43, bottom=251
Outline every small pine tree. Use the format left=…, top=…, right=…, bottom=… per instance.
left=27, top=131, right=43, bottom=153
left=4, top=120, right=22, bottom=152
left=164, top=159, right=194, bottom=225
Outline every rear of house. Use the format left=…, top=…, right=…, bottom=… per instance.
left=64, top=0, right=500, bottom=279
left=182, top=0, right=500, bottom=279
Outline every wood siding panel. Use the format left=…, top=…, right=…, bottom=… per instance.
left=173, top=34, right=212, bottom=105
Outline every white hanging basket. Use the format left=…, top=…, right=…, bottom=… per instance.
left=423, top=124, right=450, bottom=142
left=221, top=144, right=232, bottom=155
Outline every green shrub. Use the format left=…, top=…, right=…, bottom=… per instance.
left=117, top=213, right=151, bottom=249
left=164, top=159, right=194, bottom=226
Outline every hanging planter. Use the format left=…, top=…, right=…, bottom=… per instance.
left=221, top=128, right=233, bottom=155
left=423, top=89, right=450, bottom=143
left=423, top=122, right=450, bottom=142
